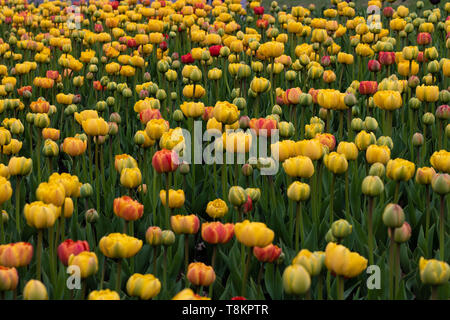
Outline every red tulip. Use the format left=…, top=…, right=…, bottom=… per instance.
left=201, top=222, right=234, bottom=244
left=93, top=81, right=103, bottom=91
left=127, top=38, right=137, bottom=48
left=253, top=6, right=264, bottom=16
left=181, top=53, right=194, bottom=64
left=113, top=196, right=144, bottom=221
left=231, top=296, right=247, bottom=300
left=417, top=51, right=427, bottom=63
left=159, top=41, right=168, bottom=51
left=321, top=55, right=331, bottom=67
left=253, top=244, right=282, bottom=263
left=249, top=118, right=277, bottom=136
left=94, top=23, right=104, bottom=33
left=417, top=32, right=432, bottom=45
left=152, top=149, right=180, bottom=173
left=378, top=51, right=395, bottom=66
left=209, top=45, right=223, bottom=57
left=242, top=195, right=253, bottom=214
left=57, top=240, right=90, bottom=266
left=139, top=108, right=162, bottom=125
left=256, top=19, right=269, bottom=29
left=110, top=1, right=119, bottom=10
left=368, top=59, right=381, bottom=72
left=202, top=106, right=214, bottom=121
left=315, top=133, right=336, bottom=151
left=383, top=6, right=394, bottom=17
left=46, top=70, right=59, bottom=80
left=359, top=81, right=378, bottom=95
left=309, top=88, right=320, bottom=104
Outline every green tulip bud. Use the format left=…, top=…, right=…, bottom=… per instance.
left=362, top=175, right=385, bottom=197
left=382, top=203, right=405, bottom=228
left=161, top=230, right=176, bottom=246
left=369, top=162, right=386, bottom=177
left=431, top=173, right=450, bottom=195
left=331, top=219, right=352, bottom=239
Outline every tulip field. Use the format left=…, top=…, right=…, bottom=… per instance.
left=0, top=0, right=449, bottom=302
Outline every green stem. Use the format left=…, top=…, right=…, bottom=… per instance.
left=439, top=195, right=445, bottom=261
left=95, top=138, right=100, bottom=215
left=153, top=247, right=158, bottom=275
left=15, top=177, right=21, bottom=236
left=163, top=247, right=168, bottom=298
left=425, top=186, right=431, bottom=256
left=100, top=257, right=105, bottom=290
left=337, top=275, right=344, bottom=300
left=115, top=259, right=122, bottom=293
left=190, top=117, right=195, bottom=201
left=36, top=229, right=42, bottom=281
left=241, top=246, right=251, bottom=297
left=37, top=133, right=41, bottom=183
left=345, top=170, right=350, bottom=219
left=317, top=275, right=323, bottom=300
left=389, top=228, right=395, bottom=300
left=165, top=172, right=170, bottom=229
left=394, top=181, right=400, bottom=203
left=222, top=157, right=227, bottom=200
left=209, top=245, right=217, bottom=298
left=330, top=174, right=335, bottom=225
left=295, top=201, right=304, bottom=252
left=368, top=197, right=374, bottom=266
left=395, top=242, right=401, bottom=299
left=431, top=286, right=439, bottom=300
left=184, top=234, right=189, bottom=287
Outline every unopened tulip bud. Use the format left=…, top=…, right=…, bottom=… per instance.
left=408, top=98, right=421, bottom=110
left=272, top=105, right=282, bottom=115
left=109, top=112, right=121, bottom=124
left=228, top=186, right=247, bottom=207
left=362, top=175, right=385, bottom=197
left=172, top=110, right=184, bottom=122
left=351, top=118, right=364, bottom=132
left=239, top=116, right=250, bottom=129
left=85, top=208, right=99, bottom=224
left=369, top=162, right=386, bottom=177
left=242, top=164, right=253, bottom=177
left=179, top=162, right=190, bottom=175
left=422, top=112, right=435, bottom=125
left=318, top=108, right=328, bottom=120
left=23, top=280, right=48, bottom=300
left=431, top=173, right=450, bottom=195
left=389, top=222, right=412, bottom=243
left=325, top=229, right=337, bottom=243
left=331, top=219, right=352, bottom=239
left=287, top=181, right=310, bottom=202
left=382, top=203, right=405, bottom=228
left=439, top=90, right=450, bottom=104
left=161, top=230, right=175, bottom=246
left=80, top=183, right=93, bottom=198
left=299, top=94, right=312, bottom=107
left=412, top=133, right=424, bottom=147
left=1, top=210, right=8, bottom=224
left=364, top=117, right=378, bottom=132
left=282, top=264, right=311, bottom=296
left=436, top=105, right=450, bottom=120
left=408, top=76, right=420, bottom=88
left=344, top=93, right=357, bottom=107
left=146, top=226, right=163, bottom=246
